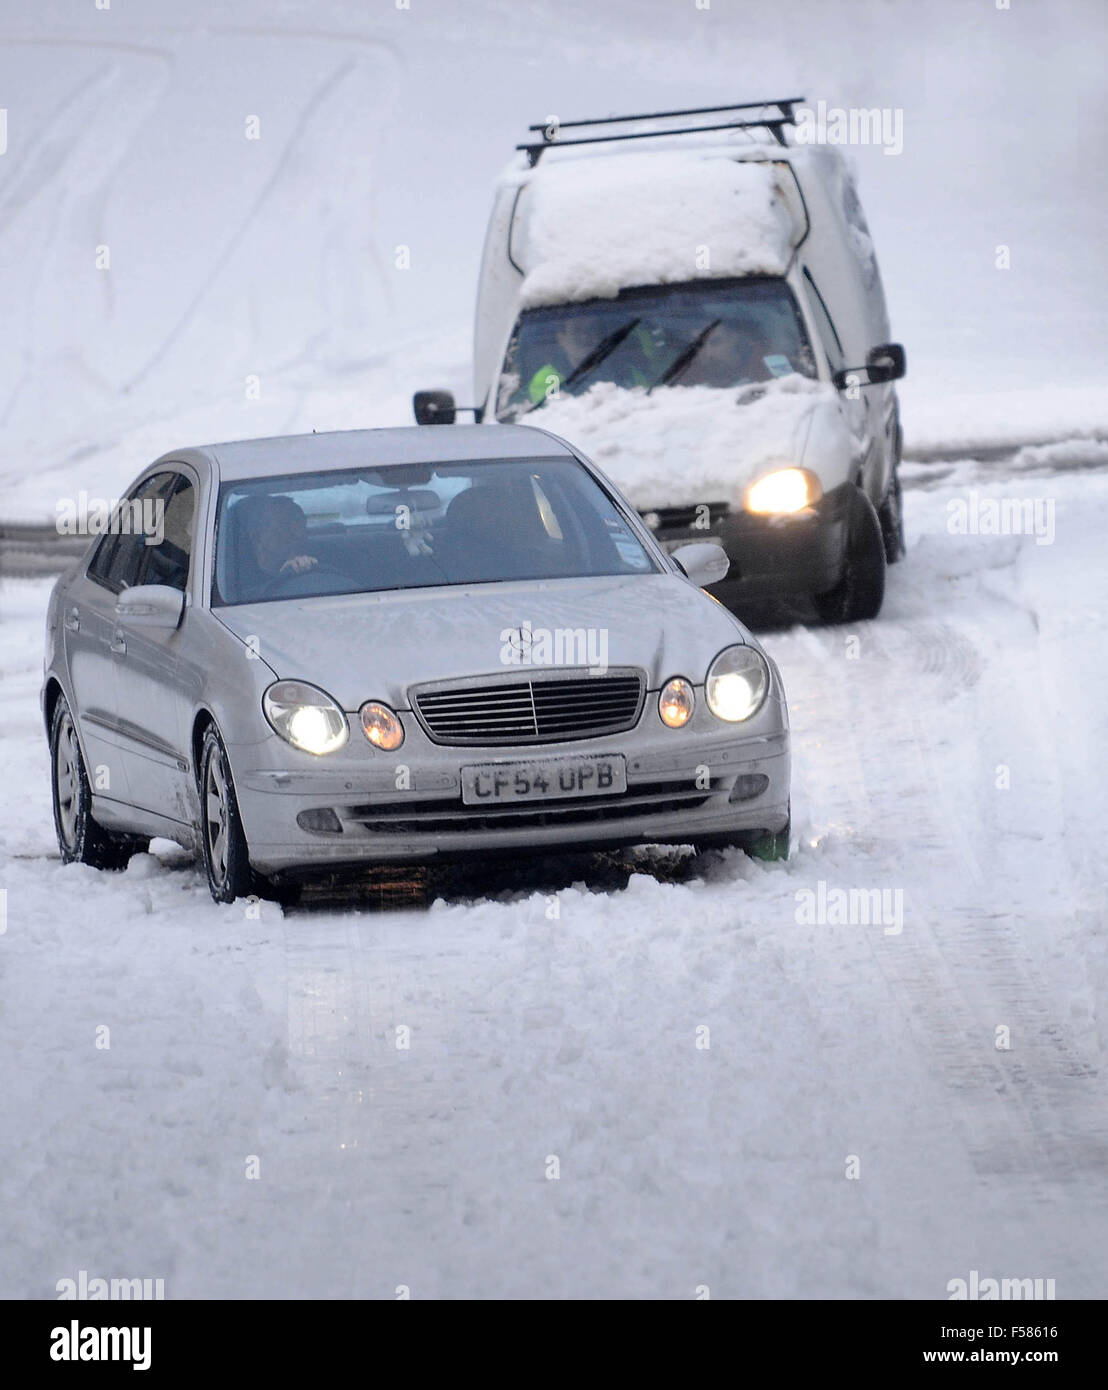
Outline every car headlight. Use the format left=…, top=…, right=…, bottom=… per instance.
left=263, top=680, right=349, bottom=755
left=744, top=467, right=822, bottom=515
left=705, top=646, right=769, bottom=722
left=359, top=701, right=404, bottom=751
left=659, top=677, right=695, bottom=728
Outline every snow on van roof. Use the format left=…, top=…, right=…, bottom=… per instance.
left=517, top=152, right=799, bottom=310
left=534, top=375, right=835, bottom=510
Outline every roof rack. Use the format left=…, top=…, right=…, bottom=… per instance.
left=516, top=97, right=804, bottom=166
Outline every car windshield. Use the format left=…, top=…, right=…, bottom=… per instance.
left=212, top=456, right=657, bottom=606
left=497, top=278, right=817, bottom=420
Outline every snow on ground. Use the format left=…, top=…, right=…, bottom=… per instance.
left=2, top=0, right=1107, bottom=1302
left=899, top=383, right=1108, bottom=460
left=2, top=453, right=1106, bottom=1298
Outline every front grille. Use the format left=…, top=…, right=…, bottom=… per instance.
left=343, top=779, right=719, bottom=834
left=411, top=669, right=645, bottom=746
left=641, top=501, right=730, bottom=532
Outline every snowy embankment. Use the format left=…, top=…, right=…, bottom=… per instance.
left=2, top=451, right=1105, bottom=1298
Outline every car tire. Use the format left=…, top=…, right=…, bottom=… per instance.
left=693, top=807, right=791, bottom=862
left=812, top=487, right=886, bottom=624
left=878, top=468, right=906, bottom=564
left=199, top=724, right=254, bottom=903
left=51, top=696, right=146, bottom=870
left=744, top=810, right=791, bottom=862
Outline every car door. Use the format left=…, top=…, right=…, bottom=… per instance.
left=110, top=470, right=199, bottom=824
left=800, top=268, right=871, bottom=486
left=65, top=472, right=179, bottom=809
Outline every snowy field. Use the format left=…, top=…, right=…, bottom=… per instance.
left=1, top=0, right=1106, bottom=1300
left=2, top=453, right=1106, bottom=1299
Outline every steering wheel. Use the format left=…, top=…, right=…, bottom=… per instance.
left=260, top=562, right=346, bottom=598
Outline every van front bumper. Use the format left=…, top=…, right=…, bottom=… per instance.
left=646, top=481, right=853, bottom=600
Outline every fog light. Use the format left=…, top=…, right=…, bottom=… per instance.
left=297, top=808, right=343, bottom=834
left=729, top=773, right=769, bottom=803
left=659, top=677, right=695, bottom=728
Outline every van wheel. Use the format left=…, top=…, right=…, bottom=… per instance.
left=51, top=698, right=145, bottom=870
left=878, top=469, right=906, bottom=563
left=813, top=488, right=886, bottom=623
left=199, top=725, right=254, bottom=903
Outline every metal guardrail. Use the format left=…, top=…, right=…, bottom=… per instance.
left=0, top=522, right=87, bottom=579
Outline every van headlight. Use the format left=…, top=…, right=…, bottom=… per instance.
left=705, top=646, right=769, bottom=722
left=263, top=681, right=349, bottom=755
left=744, top=468, right=822, bottom=515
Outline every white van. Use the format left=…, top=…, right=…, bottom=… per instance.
left=415, top=99, right=907, bottom=622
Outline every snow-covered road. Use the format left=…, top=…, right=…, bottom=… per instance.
left=2, top=451, right=1105, bottom=1299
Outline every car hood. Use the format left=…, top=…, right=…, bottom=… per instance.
left=526, top=376, right=846, bottom=510
left=215, top=573, right=747, bottom=710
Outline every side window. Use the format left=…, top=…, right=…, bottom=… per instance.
left=87, top=473, right=176, bottom=594
left=802, top=269, right=845, bottom=374
left=143, top=476, right=196, bottom=592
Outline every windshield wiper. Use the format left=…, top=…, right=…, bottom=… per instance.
left=517, top=317, right=642, bottom=414
left=649, top=319, right=722, bottom=392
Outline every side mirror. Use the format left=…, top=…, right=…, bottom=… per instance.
left=866, top=342, right=906, bottom=382
left=669, top=542, right=730, bottom=588
left=116, top=584, right=185, bottom=630
left=413, top=390, right=456, bottom=426
left=832, top=342, right=907, bottom=390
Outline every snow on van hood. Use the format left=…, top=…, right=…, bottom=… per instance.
left=518, top=154, right=798, bottom=309
left=532, top=376, right=838, bottom=510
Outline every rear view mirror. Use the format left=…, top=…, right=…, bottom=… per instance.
left=115, top=584, right=185, bottom=630
left=413, top=390, right=456, bottom=426
left=669, top=542, right=730, bottom=588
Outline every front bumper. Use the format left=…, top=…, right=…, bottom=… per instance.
left=228, top=690, right=790, bottom=876
left=647, top=481, right=853, bottom=601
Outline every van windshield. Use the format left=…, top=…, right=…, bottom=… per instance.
left=497, top=278, right=817, bottom=421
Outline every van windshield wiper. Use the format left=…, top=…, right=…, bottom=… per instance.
left=518, top=317, right=642, bottom=414
left=561, top=316, right=641, bottom=392
left=649, top=319, right=722, bottom=392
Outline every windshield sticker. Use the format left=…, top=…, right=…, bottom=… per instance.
left=763, top=354, right=793, bottom=377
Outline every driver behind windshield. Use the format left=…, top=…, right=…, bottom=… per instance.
left=247, top=495, right=318, bottom=577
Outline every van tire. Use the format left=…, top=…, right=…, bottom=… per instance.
left=878, top=469, right=906, bottom=563
left=813, top=488, right=886, bottom=624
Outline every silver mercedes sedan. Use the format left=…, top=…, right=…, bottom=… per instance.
left=42, top=424, right=791, bottom=902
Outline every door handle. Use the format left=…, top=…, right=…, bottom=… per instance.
left=110, top=630, right=127, bottom=655
left=64, top=607, right=80, bottom=632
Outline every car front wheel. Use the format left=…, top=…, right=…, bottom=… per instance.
left=812, top=487, right=886, bottom=623
left=51, top=697, right=145, bottom=870
left=199, top=725, right=254, bottom=903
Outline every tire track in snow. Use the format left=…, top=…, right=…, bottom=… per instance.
left=769, top=557, right=1107, bottom=1291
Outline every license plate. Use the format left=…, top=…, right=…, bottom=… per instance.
left=461, top=754, right=627, bottom=806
